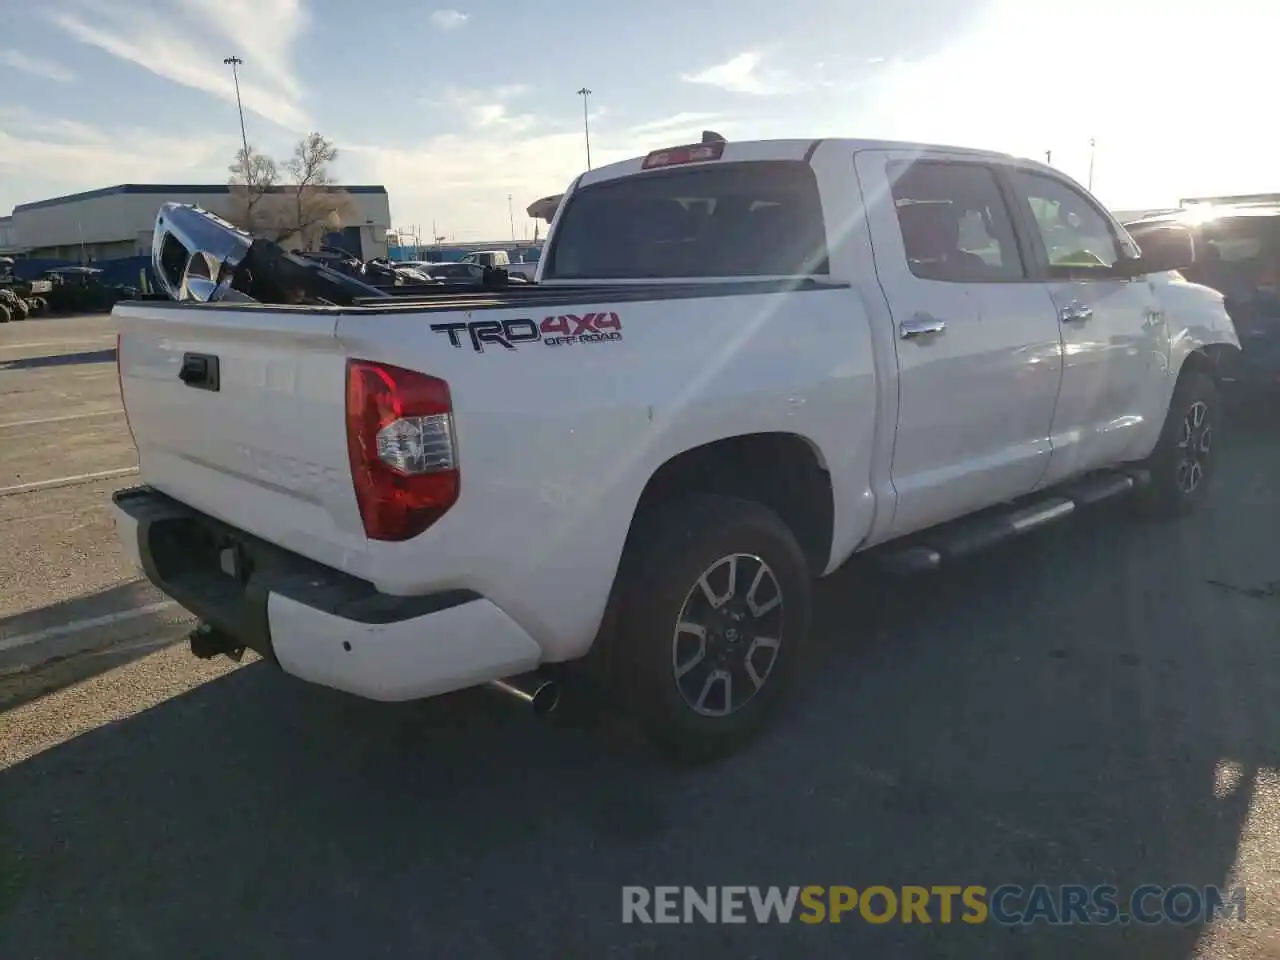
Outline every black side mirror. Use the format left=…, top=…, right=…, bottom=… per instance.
left=1120, top=223, right=1196, bottom=277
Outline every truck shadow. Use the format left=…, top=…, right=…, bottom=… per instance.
left=0, top=419, right=1276, bottom=958
left=0, top=348, right=116, bottom=372
left=0, top=580, right=188, bottom=711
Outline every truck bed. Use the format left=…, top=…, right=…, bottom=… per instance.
left=125, top=277, right=842, bottom=316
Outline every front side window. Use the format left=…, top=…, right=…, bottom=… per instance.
left=888, top=161, right=1025, bottom=283
left=1013, top=171, right=1120, bottom=275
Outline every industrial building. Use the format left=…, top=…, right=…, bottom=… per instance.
left=2, top=183, right=392, bottom=261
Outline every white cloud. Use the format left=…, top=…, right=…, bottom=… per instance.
left=0, top=109, right=232, bottom=211
left=429, top=9, right=468, bottom=30
left=0, top=49, right=75, bottom=83
left=623, top=112, right=727, bottom=139
left=681, top=51, right=805, bottom=96
left=347, top=97, right=737, bottom=241
left=437, top=84, right=537, bottom=134
left=48, top=0, right=309, bottom=131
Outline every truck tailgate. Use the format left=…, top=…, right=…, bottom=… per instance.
left=115, top=302, right=368, bottom=572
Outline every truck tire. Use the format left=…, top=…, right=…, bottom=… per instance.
left=1134, top=370, right=1219, bottom=519
left=612, top=494, right=812, bottom=761
left=0, top=304, right=9, bottom=323
left=10, top=298, right=28, bottom=321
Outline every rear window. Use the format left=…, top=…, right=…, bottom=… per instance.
left=543, top=161, right=829, bottom=280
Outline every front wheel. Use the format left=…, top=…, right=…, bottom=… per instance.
left=612, top=495, right=812, bottom=762
left=1134, top=370, right=1219, bottom=518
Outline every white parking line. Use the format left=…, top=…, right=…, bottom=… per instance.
left=0, top=410, right=123, bottom=430
left=0, top=600, right=180, bottom=653
left=0, top=466, right=138, bottom=498
left=0, top=338, right=115, bottom=352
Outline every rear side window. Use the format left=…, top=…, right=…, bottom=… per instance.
left=888, top=161, right=1026, bottom=282
left=543, top=161, right=829, bottom=279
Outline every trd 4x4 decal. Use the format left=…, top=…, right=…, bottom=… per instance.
left=430, top=312, right=623, bottom=353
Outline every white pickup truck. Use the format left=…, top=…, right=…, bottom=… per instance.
left=112, top=136, right=1239, bottom=759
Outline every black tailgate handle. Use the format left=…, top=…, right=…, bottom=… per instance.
left=179, top=352, right=220, bottom=391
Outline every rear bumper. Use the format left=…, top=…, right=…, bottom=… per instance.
left=111, top=486, right=542, bottom=701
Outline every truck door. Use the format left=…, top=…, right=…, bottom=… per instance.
left=855, top=151, right=1065, bottom=537
left=1005, top=168, right=1163, bottom=481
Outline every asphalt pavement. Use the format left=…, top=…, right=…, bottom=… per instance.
left=1, top=316, right=1279, bottom=958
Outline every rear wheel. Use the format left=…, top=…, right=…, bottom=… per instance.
left=1134, top=370, right=1219, bottom=518
left=612, top=495, right=812, bottom=762
left=0, top=304, right=9, bottom=323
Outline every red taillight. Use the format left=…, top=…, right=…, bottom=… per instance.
left=116, top=332, right=138, bottom=451
left=345, top=359, right=459, bottom=542
left=641, top=141, right=725, bottom=170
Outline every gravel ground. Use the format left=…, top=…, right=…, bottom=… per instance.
left=1, top=315, right=1278, bottom=958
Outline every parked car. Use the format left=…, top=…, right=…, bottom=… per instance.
left=461, top=249, right=510, bottom=268
left=420, top=261, right=529, bottom=283
left=1125, top=204, right=1280, bottom=390
left=114, top=136, right=1238, bottom=760
left=42, top=266, right=135, bottom=314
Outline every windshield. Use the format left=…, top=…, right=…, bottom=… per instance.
left=543, top=160, right=829, bottom=280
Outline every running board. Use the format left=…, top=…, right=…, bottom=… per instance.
left=878, top=468, right=1149, bottom=575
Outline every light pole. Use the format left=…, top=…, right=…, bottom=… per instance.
left=223, top=56, right=251, bottom=168
left=1087, top=137, right=1096, bottom=192
left=508, top=194, right=515, bottom=242
left=577, top=87, right=592, bottom=170
left=1044, top=149, right=1052, bottom=165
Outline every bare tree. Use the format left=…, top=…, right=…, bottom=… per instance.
left=227, top=146, right=278, bottom=233
left=281, top=132, right=354, bottom=251
left=224, top=133, right=355, bottom=250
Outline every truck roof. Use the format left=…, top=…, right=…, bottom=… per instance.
left=577, top=137, right=1031, bottom=188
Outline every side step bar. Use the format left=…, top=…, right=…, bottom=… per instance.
left=879, top=467, right=1148, bottom=575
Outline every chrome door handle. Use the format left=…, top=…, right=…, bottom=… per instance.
left=899, top=315, right=947, bottom=340
left=1060, top=301, right=1093, bottom=323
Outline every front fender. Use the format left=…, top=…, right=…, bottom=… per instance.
left=1160, top=274, right=1242, bottom=380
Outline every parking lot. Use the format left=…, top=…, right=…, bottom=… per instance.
left=1, top=314, right=1279, bottom=958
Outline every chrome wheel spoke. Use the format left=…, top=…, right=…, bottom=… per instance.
left=673, top=622, right=707, bottom=680
left=695, top=669, right=732, bottom=716
left=746, top=563, right=781, bottom=618
left=697, top=556, right=737, bottom=609
left=743, top=636, right=780, bottom=691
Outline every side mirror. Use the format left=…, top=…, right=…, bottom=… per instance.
left=1120, top=224, right=1196, bottom=276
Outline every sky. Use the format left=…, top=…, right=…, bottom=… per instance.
left=0, top=0, right=1275, bottom=242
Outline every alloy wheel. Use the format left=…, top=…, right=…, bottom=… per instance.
left=671, top=553, right=785, bottom=718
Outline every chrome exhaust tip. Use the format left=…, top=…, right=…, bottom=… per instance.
left=488, top=673, right=560, bottom=715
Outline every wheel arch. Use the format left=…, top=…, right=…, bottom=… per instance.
left=624, top=431, right=835, bottom=578
left=582, top=431, right=835, bottom=681
left=1176, top=342, right=1237, bottom=383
